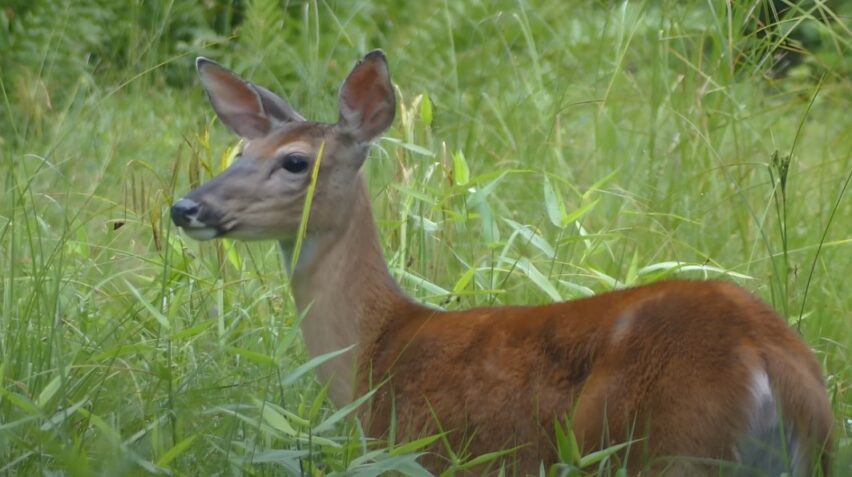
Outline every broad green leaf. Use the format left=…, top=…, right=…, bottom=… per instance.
left=558, top=280, right=595, bottom=297
left=503, top=218, right=555, bottom=258
left=36, top=374, right=62, bottom=408
left=564, top=198, right=600, bottom=225
left=400, top=270, right=451, bottom=298
left=453, top=150, right=470, bottom=185
left=583, top=169, right=618, bottom=201
left=589, top=269, right=624, bottom=289
left=254, top=399, right=297, bottom=436
left=312, top=388, right=376, bottom=434
left=40, top=399, right=88, bottom=431
left=170, top=320, right=215, bottom=341
left=383, top=137, right=435, bottom=156
left=222, top=142, right=242, bottom=170
left=390, top=433, right=444, bottom=456
left=543, top=177, right=569, bottom=228
left=554, top=418, right=580, bottom=465
left=409, top=213, right=440, bottom=233
left=0, top=387, right=38, bottom=416
left=223, top=238, right=242, bottom=270
left=578, top=441, right=632, bottom=468
left=156, top=434, right=198, bottom=467
left=281, top=345, right=355, bottom=386
left=637, top=261, right=753, bottom=280
left=454, top=445, right=523, bottom=470
left=124, top=279, right=170, bottom=329
left=469, top=172, right=508, bottom=206
left=504, top=257, right=562, bottom=301
left=451, top=267, right=477, bottom=294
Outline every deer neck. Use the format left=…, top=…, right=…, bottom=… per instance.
left=281, top=173, right=411, bottom=405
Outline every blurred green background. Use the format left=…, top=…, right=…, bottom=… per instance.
left=1, top=0, right=850, bottom=475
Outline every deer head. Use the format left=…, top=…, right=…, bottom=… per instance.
left=171, top=51, right=396, bottom=248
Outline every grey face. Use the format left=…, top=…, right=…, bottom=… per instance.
left=171, top=123, right=334, bottom=241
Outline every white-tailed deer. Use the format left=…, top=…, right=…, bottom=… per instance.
left=171, top=51, right=833, bottom=475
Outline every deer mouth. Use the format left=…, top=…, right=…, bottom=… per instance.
left=175, top=220, right=239, bottom=241
left=181, top=226, right=223, bottom=241
left=171, top=198, right=237, bottom=241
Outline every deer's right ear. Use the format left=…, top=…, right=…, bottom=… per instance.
left=196, top=58, right=304, bottom=139
left=337, top=50, right=396, bottom=143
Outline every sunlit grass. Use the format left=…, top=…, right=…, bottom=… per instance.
left=1, top=0, right=850, bottom=475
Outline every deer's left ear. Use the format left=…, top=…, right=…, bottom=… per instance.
left=337, top=50, right=396, bottom=143
left=197, top=57, right=304, bottom=139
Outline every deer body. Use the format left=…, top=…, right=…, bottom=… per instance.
left=171, top=51, right=832, bottom=475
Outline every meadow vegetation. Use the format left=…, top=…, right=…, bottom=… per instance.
left=1, top=0, right=850, bottom=475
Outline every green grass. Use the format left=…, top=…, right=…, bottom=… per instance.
left=1, top=0, right=850, bottom=475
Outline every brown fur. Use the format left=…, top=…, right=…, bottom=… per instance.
left=357, top=273, right=833, bottom=474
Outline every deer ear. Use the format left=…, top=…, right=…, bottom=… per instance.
left=196, top=58, right=304, bottom=139
left=337, top=50, right=396, bottom=143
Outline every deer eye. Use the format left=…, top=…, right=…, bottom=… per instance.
left=281, top=153, right=310, bottom=174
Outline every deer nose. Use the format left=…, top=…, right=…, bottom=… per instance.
left=171, top=198, right=200, bottom=227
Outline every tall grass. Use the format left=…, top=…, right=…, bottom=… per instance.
left=1, top=0, right=850, bottom=475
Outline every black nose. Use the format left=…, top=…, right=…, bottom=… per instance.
left=171, top=198, right=200, bottom=227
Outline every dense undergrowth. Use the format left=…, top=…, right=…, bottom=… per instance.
left=1, top=1, right=850, bottom=475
